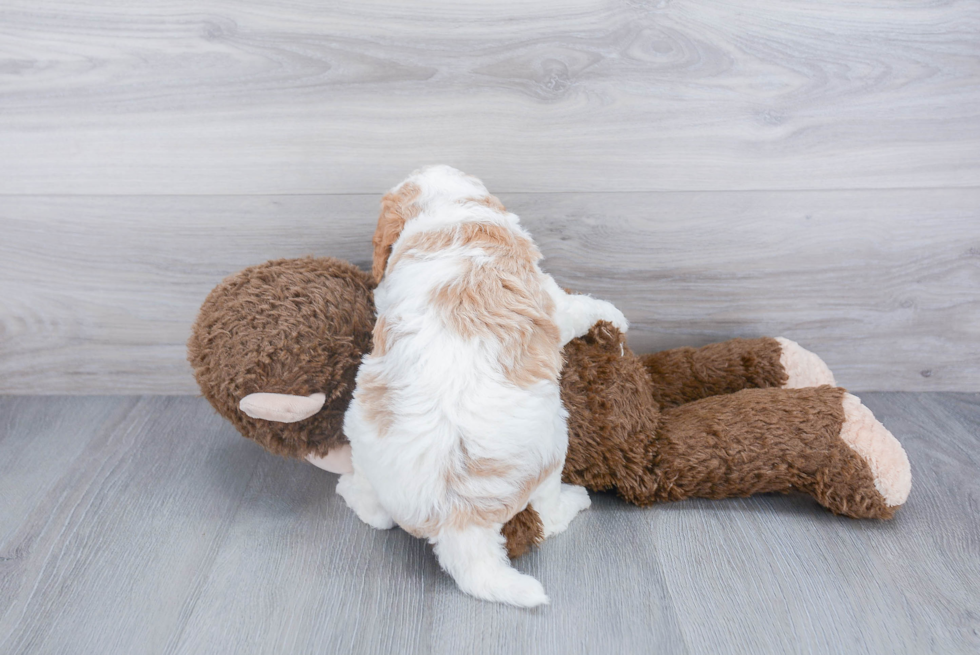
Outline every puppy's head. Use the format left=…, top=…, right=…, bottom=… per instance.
left=372, top=181, right=421, bottom=283
left=372, top=166, right=493, bottom=283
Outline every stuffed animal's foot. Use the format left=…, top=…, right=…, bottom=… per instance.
left=336, top=472, right=396, bottom=530
left=839, top=393, right=912, bottom=508
left=775, top=337, right=836, bottom=388
left=306, top=445, right=354, bottom=474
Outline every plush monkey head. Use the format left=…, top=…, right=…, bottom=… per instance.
left=188, top=257, right=376, bottom=459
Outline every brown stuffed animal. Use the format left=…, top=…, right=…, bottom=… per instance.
left=188, top=257, right=911, bottom=558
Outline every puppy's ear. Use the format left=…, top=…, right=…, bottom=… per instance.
left=373, top=182, right=420, bottom=283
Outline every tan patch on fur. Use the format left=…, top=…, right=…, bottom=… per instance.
left=395, top=221, right=561, bottom=389
left=449, top=460, right=559, bottom=532
left=431, top=277, right=560, bottom=388
left=388, top=221, right=537, bottom=271
left=458, top=443, right=514, bottom=478
left=466, top=456, right=514, bottom=478
left=776, top=337, right=836, bottom=388
left=372, top=182, right=421, bottom=283
left=404, top=458, right=560, bottom=538
left=372, top=315, right=391, bottom=357
left=462, top=195, right=507, bottom=213
left=387, top=221, right=561, bottom=388
left=839, top=393, right=911, bottom=507
left=355, top=368, right=394, bottom=437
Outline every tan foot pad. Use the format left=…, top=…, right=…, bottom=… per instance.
left=840, top=393, right=912, bottom=507
left=776, top=337, right=836, bottom=388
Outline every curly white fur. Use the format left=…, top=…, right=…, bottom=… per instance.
left=339, top=166, right=625, bottom=607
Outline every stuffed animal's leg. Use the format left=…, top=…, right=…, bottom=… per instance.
left=640, top=337, right=835, bottom=408
left=638, top=386, right=911, bottom=518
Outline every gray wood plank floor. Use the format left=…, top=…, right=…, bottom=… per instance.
left=1, top=393, right=977, bottom=654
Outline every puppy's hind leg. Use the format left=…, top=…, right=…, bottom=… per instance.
left=432, top=523, right=549, bottom=607
left=336, top=470, right=396, bottom=530
left=529, top=468, right=591, bottom=538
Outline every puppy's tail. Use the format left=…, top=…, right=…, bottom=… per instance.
left=432, top=523, right=549, bottom=608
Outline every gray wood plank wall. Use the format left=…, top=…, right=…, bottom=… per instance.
left=1, top=1, right=978, bottom=393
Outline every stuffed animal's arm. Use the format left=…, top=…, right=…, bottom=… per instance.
left=541, top=274, right=628, bottom=346
left=639, top=337, right=835, bottom=409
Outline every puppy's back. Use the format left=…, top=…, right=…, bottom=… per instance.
left=352, top=180, right=565, bottom=536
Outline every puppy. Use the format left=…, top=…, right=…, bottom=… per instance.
left=338, top=166, right=628, bottom=607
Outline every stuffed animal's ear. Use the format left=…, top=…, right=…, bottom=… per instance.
left=372, top=182, right=421, bottom=283
left=239, top=392, right=326, bottom=423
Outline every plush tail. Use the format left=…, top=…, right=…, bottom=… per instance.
left=432, top=524, right=549, bottom=607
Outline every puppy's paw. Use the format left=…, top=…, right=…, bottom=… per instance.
left=336, top=473, right=396, bottom=530
left=592, top=299, right=629, bottom=335
left=561, top=483, right=592, bottom=513
left=559, top=295, right=628, bottom=343
left=541, top=484, right=591, bottom=538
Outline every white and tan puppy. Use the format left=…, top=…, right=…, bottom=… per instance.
left=338, top=166, right=627, bottom=607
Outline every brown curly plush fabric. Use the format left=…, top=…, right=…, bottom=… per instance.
left=188, top=257, right=898, bottom=558
left=653, top=387, right=894, bottom=518
left=559, top=322, right=661, bottom=500
left=640, top=337, right=787, bottom=409
left=188, top=257, right=375, bottom=458
left=501, top=505, right=545, bottom=558
left=559, top=324, right=890, bottom=518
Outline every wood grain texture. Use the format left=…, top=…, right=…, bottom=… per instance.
left=0, top=0, right=977, bottom=194
left=658, top=394, right=980, bottom=654
left=0, top=393, right=977, bottom=654
left=0, top=396, right=265, bottom=654
left=1, top=190, right=977, bottom=393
